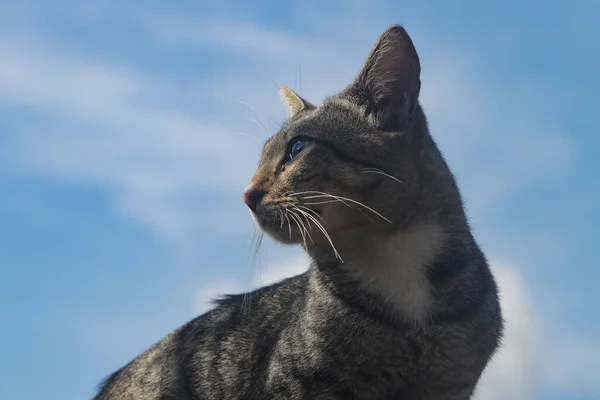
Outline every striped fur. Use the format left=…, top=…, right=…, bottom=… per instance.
left=94, top=25, right=503, bottom=400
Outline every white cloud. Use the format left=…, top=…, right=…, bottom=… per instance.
left=260, top=254, right=311, bottom=286
left=475, top=261, right=542, bottom=400
left=476, top=262, right=600, bottom=399
left=196, top=254, right=310, bottom=314
left=0, top=35, right=258, bottom=240
left=145, top=19, right=576, bottom=215
left=197, top=279, right=242, bottom=314
left=0, top=15, right=574, bottom=242
left=1, top=20, right=580, bottom=397
left=1, top=8, right=594, bottom=400
left=163, top=20, right=331, bottom=61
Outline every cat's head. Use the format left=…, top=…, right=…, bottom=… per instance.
left=243, top=25, right=462, bottom=256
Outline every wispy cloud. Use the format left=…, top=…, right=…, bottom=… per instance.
left=0, top=11, right=588, bottom=399
left=144, top=18, right=576, bottom=215
left=197, top=252, right=310, bottom=313
left=149, top=19, right=329, bottom=61
left=0, top=15, right=575, bottom=240
left=476, top=261, right=542, bottom=400
left=0, top=34, right=258, bottom=240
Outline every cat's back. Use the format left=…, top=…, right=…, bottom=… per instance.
left=93, top=273, right=308, bottom=400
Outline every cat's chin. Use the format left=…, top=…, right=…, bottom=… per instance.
left=249, top=210, right=303, bottom=245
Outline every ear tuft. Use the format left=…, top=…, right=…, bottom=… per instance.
left=279, top=86, right=313, bottom=118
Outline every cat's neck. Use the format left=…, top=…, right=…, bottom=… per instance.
left=307, top=223, right=447, bottom=323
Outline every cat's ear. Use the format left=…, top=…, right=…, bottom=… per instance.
left=279, top=86, right=314, bottom=118
left=344, top=25, right=421, bottom=131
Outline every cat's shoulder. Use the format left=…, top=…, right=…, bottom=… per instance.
left=210, top=270, right=310, bottom=310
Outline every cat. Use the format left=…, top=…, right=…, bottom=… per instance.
left=94, top=25, right=503, bottom=400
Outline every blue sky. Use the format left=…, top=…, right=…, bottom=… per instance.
left=0, top=1, right=598, bottom=399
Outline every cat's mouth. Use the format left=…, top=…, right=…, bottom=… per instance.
left=250, top=200, right=324, bottom=245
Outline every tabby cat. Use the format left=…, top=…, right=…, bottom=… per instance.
left=94, top=25, right=503, bottom=400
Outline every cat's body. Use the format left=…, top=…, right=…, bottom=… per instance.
left=94, top=26, right=503, bottom=400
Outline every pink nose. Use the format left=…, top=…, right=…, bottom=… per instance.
left=242, top=189, right=264, bottom=211
left=242, top=192, right=251, bottom=206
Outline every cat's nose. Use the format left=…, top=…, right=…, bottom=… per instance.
left=243, top=188, right=265, bottom=211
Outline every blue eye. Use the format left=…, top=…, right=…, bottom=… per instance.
left=287, top=138, right=311, bottom=162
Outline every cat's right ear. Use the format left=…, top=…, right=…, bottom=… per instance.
left=279, top=86, right=314, bottom=118
left=344, top=25, right=421, bottom=132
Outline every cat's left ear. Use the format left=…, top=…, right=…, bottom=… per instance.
left=279, top=86, right=314, bottom=118
left=344, top=25, right=421, bottom=131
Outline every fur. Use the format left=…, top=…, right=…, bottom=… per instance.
left=94, top=25, right=503, bottom=400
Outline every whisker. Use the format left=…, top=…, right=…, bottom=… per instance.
left=288, top=191, right=355, bottom=209
left=232, top=132, right=261, bottom=144
left=290, top=206, right=314, bottom=244
left=360, top=168, right=403, bottom=184
left=242, top=240, right=254, bottom=314
left=245, top=117, right=269, bottom=139
left=293, top=62, right=298, bottom=92
left=288, top=210, right=308, bottom=248
left=302, top=200, right=339, bottom=204
left=295, top=204, right=325, bottom=223
left=255, top=231, right=265, bottom=295
left=235, top=100, right=270, bottom=135
left=276, top=209, right=284, bottom=229
left=292, top=191, right=392, bottom=224
left=302, top=198, right=379, bottom=224
left=289, top=191, right=373, bottom=222
left=242, top=225, right=257, bottom=256
left=293, top=208, right=314, bottom=246
left=242, top=229, right=264, bottom=314
left=284, top=212, right=292, bottom=239
left=293, top=206, right=343, bottom=262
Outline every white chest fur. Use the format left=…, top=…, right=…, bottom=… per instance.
left=342, top=224, right=444, bottom=322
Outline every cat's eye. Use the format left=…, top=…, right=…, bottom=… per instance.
left=286, top=137, right=312, bottom=162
